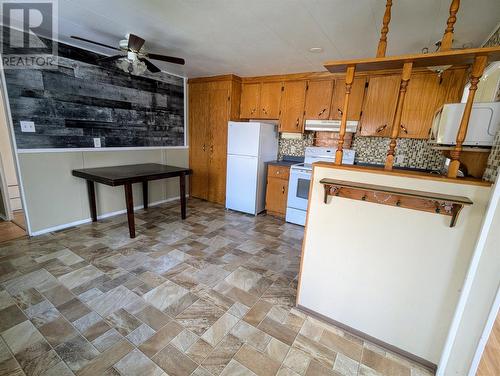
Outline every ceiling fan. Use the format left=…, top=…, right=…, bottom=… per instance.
left=70, top=33, right=185, bottom=75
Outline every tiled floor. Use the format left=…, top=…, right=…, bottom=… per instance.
left=0, top=199, right=434, bottom=376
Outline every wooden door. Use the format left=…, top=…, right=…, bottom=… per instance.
left=207, top=88, right=230, bottom=205
left=260, top=82, right=282, bottom=119
left=400, top=72, right=443, bottom=139
left=265, top=177, right=288, bottom=216
left=359, top=75, right=400, bottom=137
left=304, top=80, right=334, bottom=120
left=188, top=86, right=210, bottom=200
left=330, top=77, right=367, bottom=121
left=240, top=83, right=260, bottom=119
left=279, top=80, right=307, bottom=133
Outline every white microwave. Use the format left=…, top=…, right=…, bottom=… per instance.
left=430, top=102, right=500, bottom=146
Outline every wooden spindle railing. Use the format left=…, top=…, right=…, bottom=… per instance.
left=376, top=0, right=393, bottom=58
left=447, top=55, right=487, bottom=178
left=335, top=65, right=355, bottom=165
left=440, top=0, right=460, bottom=51
left=385, top=62, right=413, bottom=170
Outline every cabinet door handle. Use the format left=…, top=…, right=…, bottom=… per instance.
left=338, top=108, right=343, bottom=116
left=210, top=145, right=214, bottom=153
left=262, top=108, right=267, bottom=114
left=318, top=108, right=326, bottom=117
left=376, top=124, right=387, bottom=133
left=202, top=144, right=205, bottom=152
left=251, top=108, right=256, bottom=114
left=282, top=186, right=285, bottom=194
left=295, top=118, right=299, bottom=128
left=400, top=124, right=408, bottom=134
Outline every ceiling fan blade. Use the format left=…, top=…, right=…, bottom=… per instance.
left=71, top=35, right=120, bottom=51
left=140, top=58, right=161, bottom=73
left=148, top=53, right=185, bottom=65
left=128, top=34, right=145, bottom=52
left=98, top=55, right=124, bottom=63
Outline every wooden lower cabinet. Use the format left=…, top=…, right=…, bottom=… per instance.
left=265, top=165, right=290, bottom=218
left=188, top=76, right=241, bottom=205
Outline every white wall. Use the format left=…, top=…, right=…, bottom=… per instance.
left=442, top=177, right=500, bottom=375
left=298, top=165, right=492, bottom=365
left=18, top=148, right=188, bottom=235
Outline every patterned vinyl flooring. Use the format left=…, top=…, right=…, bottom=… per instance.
left=0, top=199, right=434, bottom=376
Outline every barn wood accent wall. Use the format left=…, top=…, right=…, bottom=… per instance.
left=3, top=29, right=184, bottom=149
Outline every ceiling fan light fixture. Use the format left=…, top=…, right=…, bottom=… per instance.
left=115, top=57, right=147, bottom=75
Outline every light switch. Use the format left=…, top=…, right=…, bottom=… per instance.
left=93, top=138, right=101, bottom=148
left=20, top=121, right=35, bottom=132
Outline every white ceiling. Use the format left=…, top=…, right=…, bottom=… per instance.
left=55, top=0, right=500, bottom=78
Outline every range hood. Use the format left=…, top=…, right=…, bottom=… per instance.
left=305, top=119, right=358, bottom=132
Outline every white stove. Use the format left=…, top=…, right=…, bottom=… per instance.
left=286, top=147, right=355, bottom=226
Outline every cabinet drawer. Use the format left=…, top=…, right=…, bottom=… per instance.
left=268, top=165, right=290, bottom=180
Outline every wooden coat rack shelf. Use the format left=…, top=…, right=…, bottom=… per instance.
left=320, top=178, right=473, bottom=227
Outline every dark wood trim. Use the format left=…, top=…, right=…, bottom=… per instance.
left=180, top=172, right=186, bottom=220
left=124, top=183, right=135, bottom=239
left=320, top=178, right=472, bottom=227
left=142, top=181, right=148, bottom=210
left=296, top=304, right=437, bottom=374
left=86, top=180, right=97, bottom=222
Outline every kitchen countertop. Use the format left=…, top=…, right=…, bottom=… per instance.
left=266, top=160, right=298, bottom=167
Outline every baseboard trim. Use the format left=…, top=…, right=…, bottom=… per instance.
left=296, top=304, right=437, bottom=374
left=30, top=195, right=185, bottom=236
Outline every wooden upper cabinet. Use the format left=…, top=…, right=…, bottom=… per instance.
left=330, top=77, right=366, bottom=121
left=304, top=80, right=334, bottom=120
left=240, top=83, right=260, bottom=118
left=400, top=72, right=443, bottom=139
left=260, top=82, right=282, bottom=119
left=279, top=80, right=307, bottom=133
left=359, top=74, right=400, bottom=137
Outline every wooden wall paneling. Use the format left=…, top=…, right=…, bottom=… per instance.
left=359, top=74, right=401, bottom=137
left=330, top=77, right=366, bottom=121
left=207, top=87, right=231, bottom=204
left=304, top=80, right=334, bottom=120
left=4, top=38, right=185, bottom=149
left=279, top=80, right=307, bottom=133
left=240, top=83, right=260, bottom=118
left=188, top=85, right=210, bottom=200
left=260, top=82, right=283, bottom=119
left=400, top=72, right=443, bottom=139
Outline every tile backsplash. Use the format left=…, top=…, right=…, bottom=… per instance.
left=278, top=132, right=446, bottom=171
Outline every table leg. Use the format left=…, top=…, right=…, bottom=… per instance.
left=142, top=181, right=148, bottom=209
left=86, top=180, right=97, bottom=222
left=124, top=183, right=136, bottom=238
left=180, top=172, right=186, bottom=219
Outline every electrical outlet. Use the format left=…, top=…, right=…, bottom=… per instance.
left=396, top=155, right=405, bottom=164
left=93, top=138, right=101, bottom=148
left=20, top=121, right=35, bottom=132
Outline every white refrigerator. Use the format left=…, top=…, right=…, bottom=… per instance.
left=226, top=121, right=278, bottom=215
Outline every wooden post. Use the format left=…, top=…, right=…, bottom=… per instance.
left=440, top=0, right=460, bottom=51
left=385, top=62, right=413, bottom=170
left=376, top=0, right=393, bottom=58
left=447, top=55, right=487, bottom=178
left=335, top=65, right=356, bottom=165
